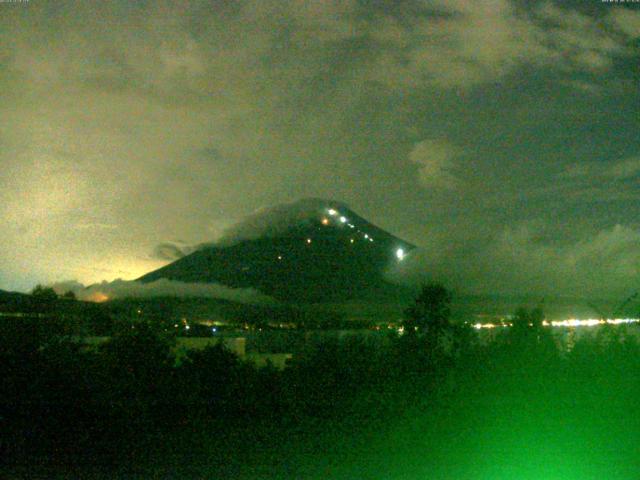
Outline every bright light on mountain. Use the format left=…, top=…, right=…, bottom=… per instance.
left=396, top=248, right=405, bottom=260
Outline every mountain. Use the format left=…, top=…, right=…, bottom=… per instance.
left=138, top=198, right=416, bottom=302
left=0, top=289, right=33, bottom=309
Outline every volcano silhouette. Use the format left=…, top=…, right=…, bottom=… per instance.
left=138, top=199, right=415, bottom=302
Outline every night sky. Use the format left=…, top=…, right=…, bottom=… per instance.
left=1, top=0, right=639, bottom=299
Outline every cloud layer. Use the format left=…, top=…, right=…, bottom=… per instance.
left=387, top=223, right=640, bottom=299
left=51, top=279, right=271, bottom=304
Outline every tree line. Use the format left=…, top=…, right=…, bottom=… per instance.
left=2, top=283, right=640, bottom=478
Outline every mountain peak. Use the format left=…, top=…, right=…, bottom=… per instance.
left=139, top=198, right=415, bottom=301
left=216, top=198, right=350, bottom=248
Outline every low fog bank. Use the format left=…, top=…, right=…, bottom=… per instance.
left=386, top=224, right=640, bottom=314
left=51, top=278, right=272, bottom=305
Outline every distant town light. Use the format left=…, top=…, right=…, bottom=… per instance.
left=90, top=292, right=109, bottom=303
left=396, top=248, right=405, bottom=260
left=277, top=255, right=283, bottom=260
left=471, top=317, right=640, bottom=329
left=321, top=217, right=329, bottom=225
left=339, top=216, right=347, bottom=223
left=350, top=238, right=354, bottom=243
left=348, top=224, right=355, bottom=228
left=363, top=233, right=369, bottom=239
left=306, top=238, right=312, bottom=244
left=328, top=209, right=337, bottom=216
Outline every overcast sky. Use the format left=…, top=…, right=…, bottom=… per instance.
left=1, top=0, right=639, bottom=299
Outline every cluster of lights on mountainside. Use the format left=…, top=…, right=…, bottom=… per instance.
left=287, top=207, right=407, bottom=263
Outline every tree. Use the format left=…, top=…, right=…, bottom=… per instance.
left=397, top=283, right=455, bottom=377
left=61, top=290, right=77, bottom=301
left=512, top=306, right=544, bottom=335
left=31, top=284, right=58, bottom=303
left=403, top=283, right=452, bottom=337
left=509, top=306, right=553, bottom=354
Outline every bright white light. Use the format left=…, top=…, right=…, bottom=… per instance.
left=608, top=318, right=638, bottom=325
left=339, top=216, right=347, bottom=223
left=306, top=238, right=312, bottom=244
left=212, top=327, right=217, bottom=333
left=350, top=238, right=354, bottom=243
left=473, top=322, right=510, bottom=329
left=369, top=237, right=374, bottom=242
left=277, top=255, right=283, bottom=260
left=364, top=234, right=369, bottom=239
left=550, top=318, right=640, bottom=327
left=552, top=318, right=601, bottom=327
left=471, top=317, right=640, bottom=330
left=396, top=248, right=405, bottom=260
left=185, top=325, right=190, bottom=330
left=328, top=209, right=337, bottom=216
left=348, top=223, right=355, bottom=228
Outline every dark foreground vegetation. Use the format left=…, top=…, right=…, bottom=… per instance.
left=3, top=286, right=640, bottom=479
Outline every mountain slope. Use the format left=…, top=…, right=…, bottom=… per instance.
left=138, top=199, right=416, bottom=302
